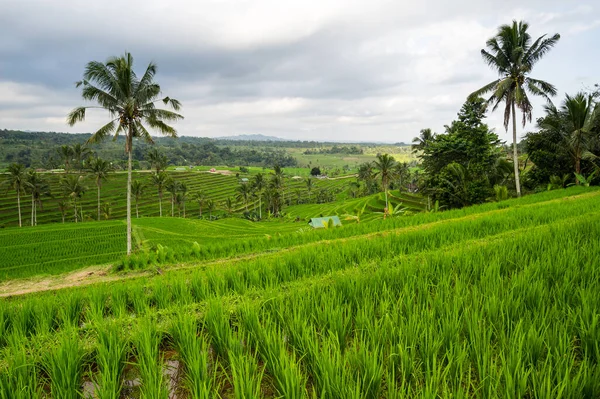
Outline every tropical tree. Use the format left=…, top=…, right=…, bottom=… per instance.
left=179, top=182, right=188, bottom=217
left=58, top=145, right=74, bottom=173
left=305, top=178, right=314, bottom=203
left=540, top=92, right=600, bottom=178
left=67, top=52, right=183, bottom=255
left=252, top=173, right=266, bottom=219
left=348, top=181, right=360, bottom=198
left=101, top=202, right=112, bottom=220
left=373, top=154, right=398, bottom=211
left=146, top=148, right=168, bottom=173
left=131, top=180, right=146, bottom=218
left=412, top=128, right=436, bottom=153
left=192, top=191, right=206, bottom=218
left=206, top=199, right=216, bottom=219
left=87, top=157, right=112, bottom=220
left=60, top=175, right=87, bottom=223
left=25, top=170, right=51, bottom=226
left=72, top=143, right=92, bottom=172
left=469, top=20, right=560, bottom=196
left=223, top=197, right=235, bottom=215
left=235, top=183, right=252, bottom=211
left=150, top=172, right=168, bottom=217
left=57, top=199, right=68, bottom=223
left=2, top=163, right=27, bottom=227
left=165, top=178, right=180, bottom=217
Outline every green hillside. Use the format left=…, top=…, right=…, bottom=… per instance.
left=0, top=187, right=598, bottom=397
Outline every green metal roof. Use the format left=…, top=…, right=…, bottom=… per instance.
left=309, top=216, right=342, bottom=228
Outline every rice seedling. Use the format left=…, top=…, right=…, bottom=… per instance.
left=0, top=343, right=42, bottom=399
left=42, top=331, right=85, bottom=399
left=92, top=322, right=128, bottom=399
left=169, top=312, right=215, bottom=399
left=134, top=319, right=170, bottom=399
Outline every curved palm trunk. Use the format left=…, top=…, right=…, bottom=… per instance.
left=259, top=196, right=262, bottom=219
left=512, top=102, right=522, bottom=197
left=171, top=195, right=174, bottom=217
left=136, top=199, right=139, bottom=218
left=127, top=149, right=132, bottom=255
left=17, top=187, right=22, bottom=227
left=74, top=200, right=78, bottom=223
left=31, top=192, right=35, bottom=226
left=158, top=191, right=163, bottom=217
left=97, top=182, right=101, bottom=221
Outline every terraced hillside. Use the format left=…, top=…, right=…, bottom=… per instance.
left=0, top=187, right=598, bottom=397
left=0, top=171, right=354, bottom=227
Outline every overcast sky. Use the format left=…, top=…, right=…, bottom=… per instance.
left=0, top=1, right=598, bottom=143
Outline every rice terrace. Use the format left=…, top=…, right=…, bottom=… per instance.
left=1, top=2, right=600, bottom=398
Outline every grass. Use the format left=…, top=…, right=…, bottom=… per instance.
left=0, top=186, right=598, bottom=397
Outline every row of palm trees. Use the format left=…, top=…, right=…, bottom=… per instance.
left=356, top=154, right=412, bottom=213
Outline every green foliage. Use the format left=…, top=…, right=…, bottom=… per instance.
left=419, top=98, right=509, bottom=208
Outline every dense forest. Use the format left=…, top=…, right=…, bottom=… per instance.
left=0, top=130, right=297, bottom=169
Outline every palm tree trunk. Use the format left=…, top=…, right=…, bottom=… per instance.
left=136, top=200, right=139, bottom=218
left=259, top=197, right=262, bottom=219
left=31, top=193, right=35, bottom=226
left=17, top=187, right=22, bottom=227
left=511, top=102, right=522, bottom=197
left=183, top=201, right=186, bottom=218
left=158, top=191, right=163, bottom=217
left=126, top=149, right=132, bottom=255
left=74, top=201, right=78, bottom=223
left=199, top=204, right=202, bottom=218
left=97, top=183, right=101, bottom=221
left=171, top=196, right=174, bottom=217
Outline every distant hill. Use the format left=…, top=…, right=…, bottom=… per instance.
left=217, top=134, right=287, bottom=142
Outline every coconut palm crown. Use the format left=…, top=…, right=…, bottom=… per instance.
left=469, top=20, right=560, bottom=196
left=67, top=52, right=183, bottom=254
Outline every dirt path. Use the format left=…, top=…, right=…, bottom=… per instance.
left=2, top=190, right=597, bottom=298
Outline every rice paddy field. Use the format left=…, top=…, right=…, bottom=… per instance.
left=0, top=170, right=355, bottom=227
left=0, top=186, right=599, bottom=398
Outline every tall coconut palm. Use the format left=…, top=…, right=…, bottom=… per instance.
left=192, top=191, right=206, bottom=218
left=165, top=178, right=180, bottom=217
left=131, top=180, right=146, bottom=218
left=57, top=199, right=68, bottom=223
left=206, top=199, right=215, bottom=219
left=179, top=182, right=188, bottom=218
left=72, top=143, right=92, bottom=172
left=223, top=197, right=234, bottom=215
left=25, top=170, right=51, bottom=226
left=540, top=92, right=600, bottom=179
left=67, top=52, right=183, bottom=255
left=469, top=20, right=560, bottom=196
left=58, top=145, right=74, bottom=173
left=150, top=172, right=168, bottom=217
left=252, top=173, right=266, bottom=219
left=235, top=183, right=252, bottom=211
left=87, top=157, right=112, bottom=220
left=2, top=163, right=27, bottom=227
left=60, top=175, right=87, bottom=223
left=305, top=178, right=314, bottom=203
left=411, top=128, right=436, bottom=153
left=146, top=148, right=168, bottom=173
left=373, top=154, right=398, bottom=212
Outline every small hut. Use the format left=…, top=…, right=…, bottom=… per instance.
left=308, top=216, right=342, bottom=229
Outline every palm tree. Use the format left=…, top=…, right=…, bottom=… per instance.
left=58, top=145, right=74, bottom=173
left=206, top=199, right=215, bottom=219
left=146, top=148, right=168, bottom=173
left=373, top=154, right=398, bottom=211
left=305, top=178, right=314, bottom=203
left=223, top=197, right=234, bottom=215
left=179, top=182, right=188, bottom=217
left=131, top=180, right=146, bottom=218
left=192, top=191, right=206, bottom=218
left=412, top=128, right=436, bottom=153
left=540, top=92, right=600, bottom=179
left=25, top=170, right=51, bottom=226
left=67, top=52, right=183, bottom=255
left=72, top=143, right=92, bottom=172
left=252, top=173, right=266, bottom=219
left=469, top=20, right=560, bottom=197
left=87, top=157, right=112, bottom=220
left=60, top=175, right=87, bottom=223
left=150, top=172, right=168, bottom=217
left=2, top=163, right=27, bottom=227
left=165, top=178, right=180, bottom=217
left=235, top=183, right=252, bottom=211
left=57, top=199, right=68, bottom=223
